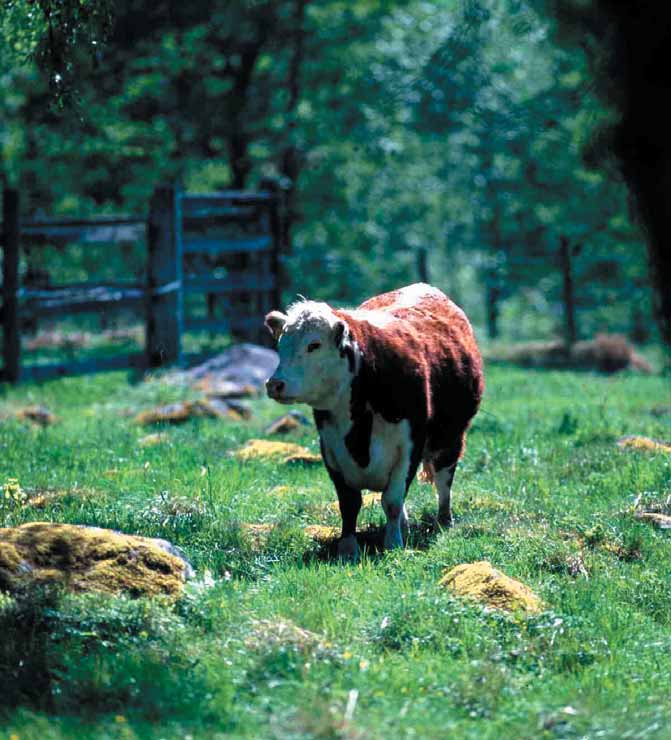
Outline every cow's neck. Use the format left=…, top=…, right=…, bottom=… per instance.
left=314, top=353, right=367, bottom=432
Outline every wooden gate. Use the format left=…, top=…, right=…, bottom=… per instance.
left=0, top=184, right=282, bottom=382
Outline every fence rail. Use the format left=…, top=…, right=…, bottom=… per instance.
left=1, top=183, right=283, bottom=383
left=20, top=218, right=146, bottom=245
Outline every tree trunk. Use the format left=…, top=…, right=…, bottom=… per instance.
left=485, top=281, right=500, bottom=339
left=279, top=0, right=307, bottom=253
left=559, top=235, right=577, bottom=345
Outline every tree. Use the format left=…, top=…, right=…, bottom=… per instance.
left=548, top=0, right=671, bottom=355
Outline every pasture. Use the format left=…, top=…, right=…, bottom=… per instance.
left=0, top=363, right=670, bottom=738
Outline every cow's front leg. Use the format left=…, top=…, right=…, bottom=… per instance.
left=334, top=475, right=362, bottom=562
left=382, top=452, right=412, bottom=550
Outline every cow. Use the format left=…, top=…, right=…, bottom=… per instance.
left=264, top=283, right=484, bottom=560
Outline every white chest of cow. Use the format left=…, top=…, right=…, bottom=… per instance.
left=319, top=409, right=411, bottom=492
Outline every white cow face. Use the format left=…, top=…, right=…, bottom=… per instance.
left=265, top=302, right=354, bottom=409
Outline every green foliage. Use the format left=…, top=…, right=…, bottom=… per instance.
left=0, top=583, right=230, bottom=720
left=0, top=0, right=656, bottom=345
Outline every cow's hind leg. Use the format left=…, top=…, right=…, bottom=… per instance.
left=427, top=434, right=464, bottom=527
left=435, top=461, right=458, bottom=526
left=382, top=423, right=422, bottom=550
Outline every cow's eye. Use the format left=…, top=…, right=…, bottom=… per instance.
left=307, top=341, right=321, bottom=353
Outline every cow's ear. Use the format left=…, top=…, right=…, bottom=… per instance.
left=333, top=320, right=348, bottom=348
left=265, top=311, right=288, bottom=340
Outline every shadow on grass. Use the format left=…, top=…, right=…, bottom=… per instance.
left=308, top=510, right=447, bottom=563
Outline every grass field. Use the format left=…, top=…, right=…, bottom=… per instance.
left=0, top=363, right=670, bottom=739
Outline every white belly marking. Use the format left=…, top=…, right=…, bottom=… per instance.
left=320, top=413, right=411, bottom=491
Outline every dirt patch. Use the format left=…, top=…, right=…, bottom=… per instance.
left=234, top=439, right=321, bottom=465
left=26, top=488, right=94, bottom=509
left=245, top=618, right=334, bottom=659
left=327, top=492, right=382, bottom=513
left=0, top=522, right=192, bottom=597
left=269, top=485, right=292, bottom=498
left=617, top=436, right=671, bottom=454
left=138, top=432, right=169, bottom=447
left=240, top=523, right=275, bottom=549
left=439, top=561, right=543, bottom=614
left=240, top=522, right=340, bottom=551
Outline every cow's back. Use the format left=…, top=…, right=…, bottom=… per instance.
left=338, top=283, right=483, bottom=429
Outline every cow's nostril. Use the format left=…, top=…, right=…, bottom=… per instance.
left=267, top=379, right=285, bottom=395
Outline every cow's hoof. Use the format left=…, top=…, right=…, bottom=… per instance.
left=437, top=511, right=454, bottom=528
left=384, top=527, right=404, bottom=550
left=337, top=535, right=359, bottom=563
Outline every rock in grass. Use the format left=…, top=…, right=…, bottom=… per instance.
left=197, top=397, right=251, bottom=421
left=617, top=436, right=671, bottom=453
left=194, top=378, right=258, bottom=398
left=439, top=561, right=543, bottom=614
left=15, top=405, right=57, bottom=427
left=0, top=522, right=193, bottom=597
left=135, top=398, right=252, bottom=425
left=234, top=439, right=321, bottom=464
left=184, top=344, right=278, bottom=390
left=264, top=414, right=302, bottom=435
left=221, top=398, right=253, bottom=420
left=635, top=512, right=671, bottom=529
left=264, top=411, right=311, bottom=436
left=135, top=401, right=195, bottom=425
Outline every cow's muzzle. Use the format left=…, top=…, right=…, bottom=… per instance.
left=265, top=378, right=286, bottom=400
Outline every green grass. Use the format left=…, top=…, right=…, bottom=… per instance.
left=0, top=364, right=670, bottom=738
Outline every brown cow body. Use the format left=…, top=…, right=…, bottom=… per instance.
left=265, top=284, right=484, bottom=559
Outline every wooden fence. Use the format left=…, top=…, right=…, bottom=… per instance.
left=0, top=184, right=282, bottom=383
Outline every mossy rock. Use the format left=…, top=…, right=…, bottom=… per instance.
left=303, top=525, right=340, bottom=544
left=635, top=511, right=671, bottom=529
left=15, top=405, right=58, bottom=426
left=439, top=560, right=543, bottom=614
left=0, top=522, right=193, bottom=598
left=617, top=436, right=671, bottom=453
left=234, top=439, right=321, bottom=464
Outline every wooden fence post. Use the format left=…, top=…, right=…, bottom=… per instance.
left=259, top=177, right=283, bottom=348
left=559, top=235, right=577, bottom=346
left=416, top=246, right=430, bottom=283
left=146, top=185, right=183, bottom=368
left=2, top=189, right=20, bottom=382
left=260, top=176, right=283, bottom=308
